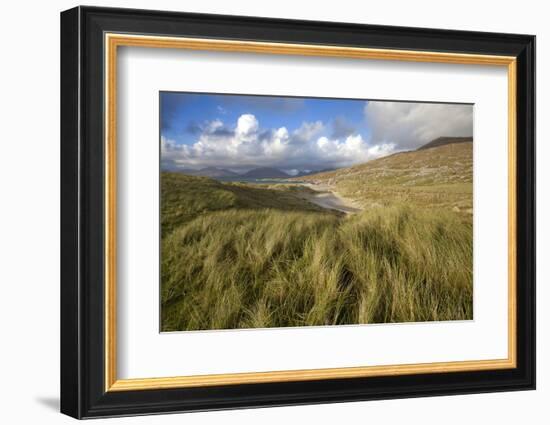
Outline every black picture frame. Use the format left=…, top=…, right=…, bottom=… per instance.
left=61, top=5, right=535, bottom=419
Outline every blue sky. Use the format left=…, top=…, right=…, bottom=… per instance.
left=160, top=92, right=473, bottom=173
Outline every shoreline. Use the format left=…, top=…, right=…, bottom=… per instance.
left=302, top=183, right=362, bottom=214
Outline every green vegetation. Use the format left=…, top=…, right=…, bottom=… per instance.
left=161, top=173, right=332, bottom=237
left=297, top=142, right=473, bottom=213
left=160, top=155, right=473, bottom=331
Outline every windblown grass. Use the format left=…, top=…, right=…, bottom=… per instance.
left=161, top=173, right=332, bottom=237
left=161, top=172, right=473, bottom=331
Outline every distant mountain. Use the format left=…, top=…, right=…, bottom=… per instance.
left=242, top=167, right=290, bottom=179
left=176, top=166, right=336, bottom=179
left=184, top=167, right=240, bottom=178
left=417, top=136, right=473, bottom=151
left=295, top=167, right=337, bottom=177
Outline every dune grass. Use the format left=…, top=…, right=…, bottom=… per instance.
left=161, top=173, right=332, bottom=237
left=160, top=172, right=473, bottom=331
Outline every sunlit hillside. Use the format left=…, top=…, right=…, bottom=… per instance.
left=297, top=140, right=473, bottom=213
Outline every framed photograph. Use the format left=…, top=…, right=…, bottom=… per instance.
left=60, top=6, right=535, bottom=419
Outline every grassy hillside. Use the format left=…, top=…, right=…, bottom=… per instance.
left=161, top=171, right=473, bottom=331
left=417, top=136, right=473, bottom=150
left=297, top=141, right=473, bottom=212
left=161, top=172, right=333, bottom=237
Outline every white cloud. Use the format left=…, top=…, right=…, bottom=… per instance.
left=292, top=121, right=324, bottom=143
left=364, top=101, right=473, bottom=150
left=316, top=134, right=395, bottom=163
left=161, top=113, right=397, bottom=171
left=205, top=119, right=223, bottom=133
left=236, top=114, right=259, bottom=137
left=162, top=101, right=473, bottom=172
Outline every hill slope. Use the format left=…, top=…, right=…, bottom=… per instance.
left=161, top=172, right=333, bottom=237
left=296, top=141, right=473, bottom=212
left=242, top=167, right=290, bottom=178
left=417, top=136, right=473, bottom=151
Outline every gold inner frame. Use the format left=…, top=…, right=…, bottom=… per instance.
left=104, top=33, right=517, bottom=392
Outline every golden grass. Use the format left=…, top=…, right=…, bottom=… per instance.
left=160, top=171, right=473, bottom=331
left=297, top=142, right=473, bottom=212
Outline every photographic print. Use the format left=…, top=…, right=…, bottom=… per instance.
left=160, top=92, right=474, bottom=332
left=61, top=9, right=535, bottom=416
